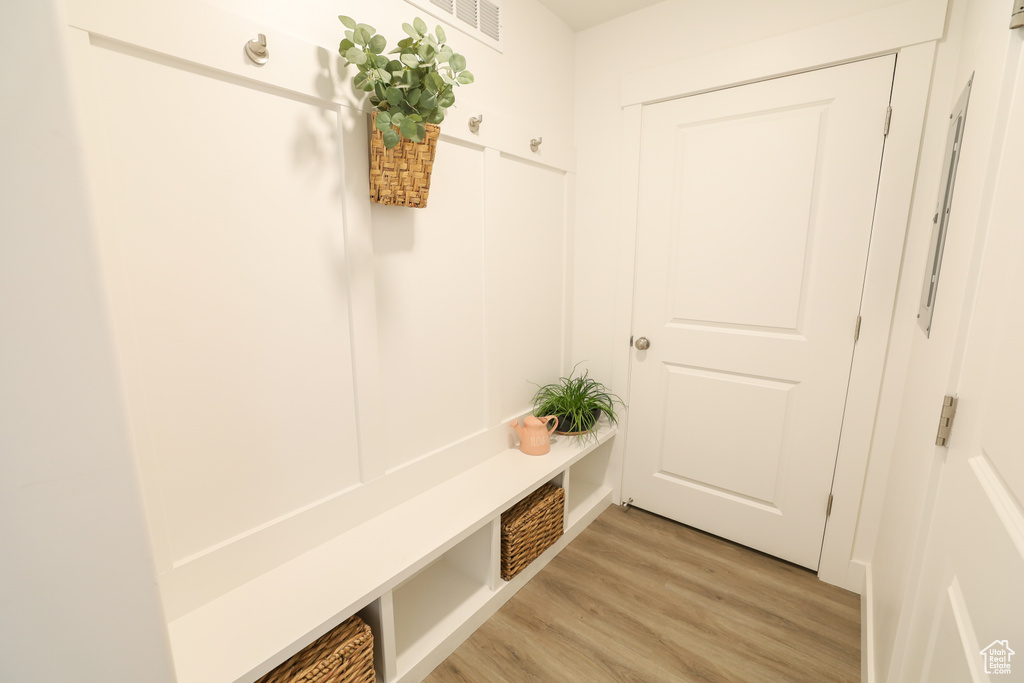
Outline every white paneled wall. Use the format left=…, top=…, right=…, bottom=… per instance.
left=62, top=0, right=577, bottom=633
left=373, top=140, right=489, bottom=472
left=86, top=40, right=361, bottom=565
left=493, top=156, right=568, bottom=418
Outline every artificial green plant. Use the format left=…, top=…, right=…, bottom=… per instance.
left=339, top=16, right=474, bottom=149
left=531, top=364, right=625, bottom=438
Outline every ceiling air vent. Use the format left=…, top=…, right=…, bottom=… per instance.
left=404, top=0, right=502, bottom=51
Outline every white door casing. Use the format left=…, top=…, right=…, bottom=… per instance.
left=623, top=56, right=895, bottom=570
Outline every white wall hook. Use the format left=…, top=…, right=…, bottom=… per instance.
left=530, top=137, right=542, bottom=152
left=469, top=115, right=483, bottom=133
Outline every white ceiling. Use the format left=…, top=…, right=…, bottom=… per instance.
left=537, top=0, right=666, bottom=32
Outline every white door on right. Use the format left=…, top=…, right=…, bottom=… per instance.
left=622, top=56, right=895, bottom=569
left=896, top=50, right=1024, bottom=683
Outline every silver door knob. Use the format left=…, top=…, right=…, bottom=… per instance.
left=635, top=337, right=650, bottom=350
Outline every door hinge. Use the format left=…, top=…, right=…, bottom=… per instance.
left=629, top=335, right=634, bottom=348
left=826, top=493, right=834, bottom=518
left=883, top=105, right=893, bottom=136
left=935, top=395, right=959, bottom=446
left=854, top=315, right=862, bottom=342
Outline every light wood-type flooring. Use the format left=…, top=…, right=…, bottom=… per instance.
left=424, top=504, right=860, bottom=683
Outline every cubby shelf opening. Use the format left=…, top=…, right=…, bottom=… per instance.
left=567, top=441, right=613, bottom=528
left=392, top=522, right=495, bottom=675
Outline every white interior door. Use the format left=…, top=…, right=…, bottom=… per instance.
left=622, top=56, right=895, bottom=569
left=896, top=49, right=1024, bottom=683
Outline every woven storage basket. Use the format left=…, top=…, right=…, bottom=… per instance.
left=369, top=112, right=440, bottom=208
left=254, top=614, right=374, bottom=683
left=500, top=483, right=565, bottom=581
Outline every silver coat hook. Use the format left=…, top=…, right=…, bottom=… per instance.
left=245, top=33, right=269, bottom=65
left=468, top=115, right=483, bottom=133
left=530, top=137, right=542, bottom=152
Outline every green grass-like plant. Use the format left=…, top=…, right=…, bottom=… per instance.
left=339, top=16, right=474, bottom=149
left=531, top=364, right=625, bottom=438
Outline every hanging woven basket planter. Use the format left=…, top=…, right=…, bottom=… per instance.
left=368, top=112, right=440, bottom=209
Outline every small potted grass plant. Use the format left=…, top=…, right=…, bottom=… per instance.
left=339, top=16, right=474, bottom=207
left=531, top=364, right=624, bottom=439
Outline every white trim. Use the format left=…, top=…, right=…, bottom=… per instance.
left=437, top=99, right=577, bottom=173
left=969, top=455, right=1024, bottom=566
left=340, top=105, right=389, bottom=486
left=66, top=0, right=352, bottom=109
left=613, top=44, right=939, bottom=593
left=562, top=172, right=577, bottom=375
left=819, top=42, right=939, bottom=591
left=947, top=576, right=985, bottom=683
left=482, top=147, right=505, bottom=428
left=861, top=560, right=876, bottom=683
left=608, top=103, right=644, bottom=501
left=65, top=0, right=573, bottom=174
left=885, top=441, right=947, bottom=682
left=620, top=0, right=948, bottom=107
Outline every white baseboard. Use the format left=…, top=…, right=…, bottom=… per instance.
left=858, top=560, right=877, bottom=683
left=820, top=557, right=866, bottom=594
left=846, top=558, right=867, bottom=594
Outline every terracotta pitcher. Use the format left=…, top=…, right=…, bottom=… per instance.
left=510, top=415, right=559, bottom=455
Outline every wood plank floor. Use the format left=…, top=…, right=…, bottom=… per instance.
left=424, top=505, right=860, bottom=683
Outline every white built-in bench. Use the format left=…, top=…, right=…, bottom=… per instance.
left=167, top=425, right=616, bottom=683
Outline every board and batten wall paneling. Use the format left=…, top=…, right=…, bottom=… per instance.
left=493, top=155, right=569, bottom=419
left=372, top=139, right=489, bottom=473
left=199, top=0, right=577, bottom=150
left=85, top=38, right=361, bottom=566
left=372, top=141, right=574, bottom=471
left=63, top=0, right=578, bottom=625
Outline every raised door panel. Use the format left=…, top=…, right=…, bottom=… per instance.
left=920, top=582, right=979, bottom=683
left=659, top=366, right=795, bottom=505
left=669, top=104, right=824, bottom=331
left=913, top=462, right=1024, bottom=682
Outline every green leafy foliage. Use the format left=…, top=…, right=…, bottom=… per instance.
left=531, top=364, right=625, bottom=440
left=338, top=16, right=475, bottom=149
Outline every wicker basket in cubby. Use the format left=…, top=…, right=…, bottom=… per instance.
left=500, top=483, right=566, bottom=581
left=254, top=614, right=374, bottom=683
